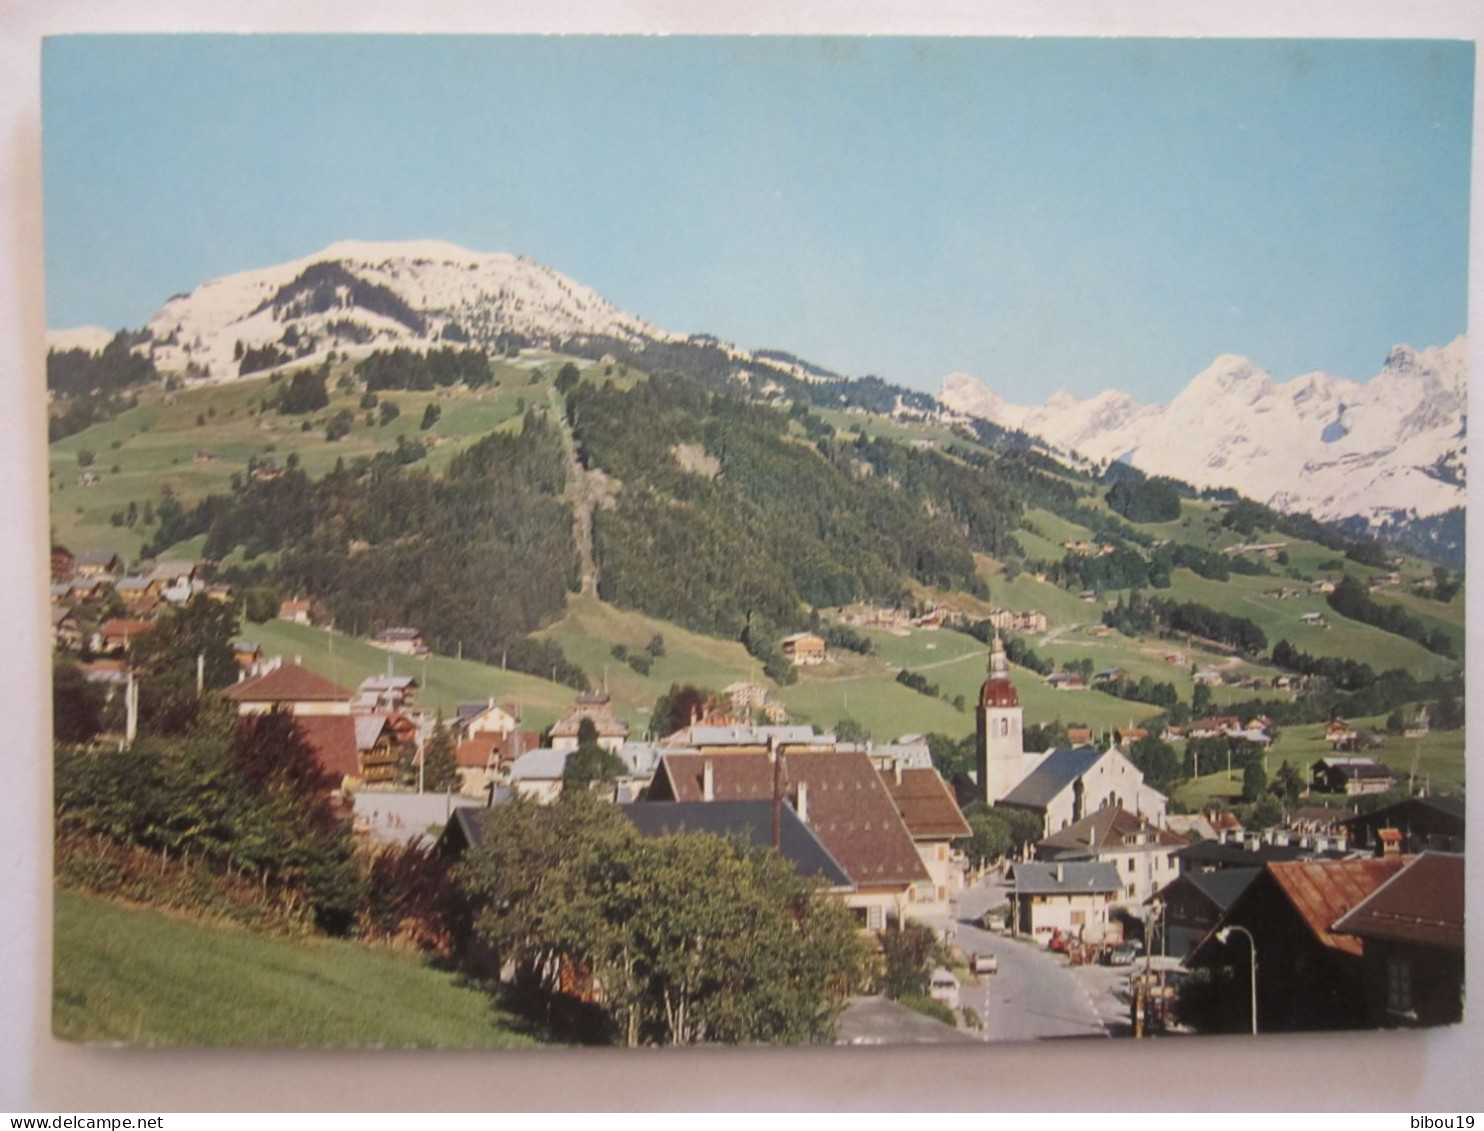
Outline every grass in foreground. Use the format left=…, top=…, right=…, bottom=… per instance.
left=53, top=888, right=537, bottom=1048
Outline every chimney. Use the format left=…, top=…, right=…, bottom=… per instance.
left=702, top=760, right=715, bottom=802
left=796, top=781, right=808, bottom=824
left=1054, top=863, right=1064, bottom=884
left=894, top=760, right=903, bottom=786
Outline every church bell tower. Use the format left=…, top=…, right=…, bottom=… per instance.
left=976, top=632, right=1023, bottom=806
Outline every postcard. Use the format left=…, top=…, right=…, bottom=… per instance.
left=41, top=34, right=1468, bottom=1051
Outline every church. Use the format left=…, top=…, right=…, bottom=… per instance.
left=975, top=634, right=1167, bottom=835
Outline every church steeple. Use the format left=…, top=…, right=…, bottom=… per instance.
left=977, top=631, right=1023, bottom=805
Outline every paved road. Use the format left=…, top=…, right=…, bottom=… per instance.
left=954, top=873, right=1110, bottom=1043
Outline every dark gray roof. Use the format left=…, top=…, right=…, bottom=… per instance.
left=1184, top=867, right=1262, bottom=911
left=1000, top=746, right=1103, bottom=810
left=1011, top=861, right=1121, bottom=896
left=621, top=801, right=853, bottom=888
left=1176, top=840, right=1311, bottom=867
left=1339, top=795, right=1465, bottom=827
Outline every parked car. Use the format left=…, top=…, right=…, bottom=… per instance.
left=1103, top=943, right=1140, bottom=966
left=972, top=952, right=999, bottom=975
left=928, top=968, right=960, bottom=1009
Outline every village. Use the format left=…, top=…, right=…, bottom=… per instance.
left=48, top=543, right=1464, bottom=1044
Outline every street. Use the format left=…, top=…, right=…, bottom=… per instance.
left=953, top=872, right=1112, bottom=1042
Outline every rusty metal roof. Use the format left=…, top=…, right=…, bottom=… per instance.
left=1267, top=857, right=1411, bottom=957
left=1332, top=853, right=1463, bottom=952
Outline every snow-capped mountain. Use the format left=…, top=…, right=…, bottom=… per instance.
left=133, top=239, right=673, bottom=381
left=941, top=338, right=1468, bottom=534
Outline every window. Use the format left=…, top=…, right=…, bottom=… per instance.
left=1127, top=858, right=1136, bottom=872
left=937, top=844, right=947, bottom=861
left=1387, top=958, right=1415, bottom=1018
left=1071, top=910, right=1086, bottom=925
left=867, top=904, right=885, bottom=930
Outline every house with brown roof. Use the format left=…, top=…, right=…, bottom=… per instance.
left=779, top=631, right=827, bottom=666
left=1009, top=861, right=1123, bottom=945
left=277, top=599, right=311, bottom=625
left=1332, top=853, right=1463, bottom=1028
left=221, top=662, right=354, bottom=716
left=1035, top=805, right=1186, bottom=908
left=1187, top=856, right=1411, bottom=1032
left=549, top=692, right=630, bottom=753
left=291, top=714, right=362, bottom=789
left=880, top=761, right=971, bottom=923
left=372, top=626, right=427, bottom=655
left=98, top=618, right=156, bottom=655
left=646, top=749, right=933, bottom=932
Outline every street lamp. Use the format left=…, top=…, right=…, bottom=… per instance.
left=1215, top=925, right=1258, bottom=1035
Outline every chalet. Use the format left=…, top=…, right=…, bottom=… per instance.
left=1009, top=861, right=1122, bottom=945
left=1093, top=667, right=1128, bottom=684
left=1311, top=756, right=1394, bottom=796
left=1064, top=726, right=1093, bottom=746
left=1332, top=853, right=1464, bottom=1028
left=1044, top=672, right=1085, bottom=691
left=647, top=749, right=933, bottom=932
left=1300, top=612, right=1329, bottom=629
left=278, top=599, right=311, bottom=625
left=231, top=638, right=264, bottom=671
left=549, top=692, right=629, bottom=753
left=148, top=559, right=199, bottom=589
left=1113, top=726, right=1149, bottom=746
left=779, top=631, right=827, bottom=666
left=456, top=699, right=519, bottom=740
left=1192, top=668, right=1225, bottom=687
left=722, top=681, right=768, bottom=713
left=1035, top=806, right=1186, bottom=908
left=658, top=722, right=833, bottom=756
left=1323, top=719, right=1359, bottom=748
left=1175, top=837, right=1312, bottom=876
left=1311, top=579, right=1338, bottom=595
left=1287, top=806, right=1349, bottom=836
left=997, top=745, right=1167, bottom=837
left=221, top=662, right=354, bottom=716
left=74, top=549, right=122, bottom=578
left=1188, top=857, right=1411, bottom=1032
left=1153, top=867, right=1260, bottom=958
left=51, top=546, right=76, bottom=580
left=1338, top=796, right=1464, bottom=856
left=373, top=626, right=427, bottom=655
left=51, top=607, right=82, bottom=651
left=98, top=618, right=156, bottom=654
left=354, top=713, right=402, bottom=786
left=1188, top=715, right=1243, bottom=739
left=355, top=674, right=420, bottom=711
left=986, top=609, right=1048, bottom=635
left=880, top=761, right=972, bottom=923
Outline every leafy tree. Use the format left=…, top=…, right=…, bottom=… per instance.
left=77, top=449, right=95, bottom=468
left=1248, top=794, right=1284, bottom=830
left=53, top=660, right=106, bottom=744
left=422, top=715, right=459, bottom=793
left=992, top=805, right=1044, bottom=855
left=1241, top=759, right=1268, bottom=803
left=1272, top=761, right=1304, bottom=808
left=957, top=808, right=1012, bottom=869
left=555, top=362, right=582, bottom=394
left=129, top=595, right=240, bottom=736
left=241, top=586, right=281, bottom=623
left=562, top=718, right=626, bottom=792
left=650, top=684, right=713, bottom=738
left=459, top=794, right=863, bottom=1045
left=379, top=400, right=401, bottom=426
left=834, top=717, right=870, bottom=744
left=645, top=633, right=666, bottom=658
left=879, top=922, right=944, bottom=1000
left=1128, top=734, right=1181, bottom=794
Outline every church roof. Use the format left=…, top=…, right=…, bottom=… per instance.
left=1000, top=746, right=1103, bottom=810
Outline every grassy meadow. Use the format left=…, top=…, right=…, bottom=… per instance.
left=53, top=889, right=535, bottom=1048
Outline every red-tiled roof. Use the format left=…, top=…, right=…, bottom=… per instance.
left=1332, top=854, right=1463, bottom=952
left=657, top=751, right=930, bottom=888
left=456, top=734, right=500, bottom=769
left=293, top=715, right=361, bottom=782
left=881, top=768, right=971, bottom=840
left=101, top=618, right=155, bottom=639
left=221, top=663, right=354, bottom=703
left=1267, top=857, right=1411, bottom=957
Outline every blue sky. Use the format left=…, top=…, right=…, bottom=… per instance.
left=42, top=36, right=1473, bottom=402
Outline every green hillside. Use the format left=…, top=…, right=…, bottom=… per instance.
left=53, top=889, right=536, bottom=1048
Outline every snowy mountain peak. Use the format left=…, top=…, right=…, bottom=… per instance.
left=939, top=339, right=1468, bottom=537
left=140, top=239, right=672, bottom=382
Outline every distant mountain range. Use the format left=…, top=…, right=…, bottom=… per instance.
left=47, top=238, right=1467, bottom=562
left=940, top=340, right=1467, bottom=556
